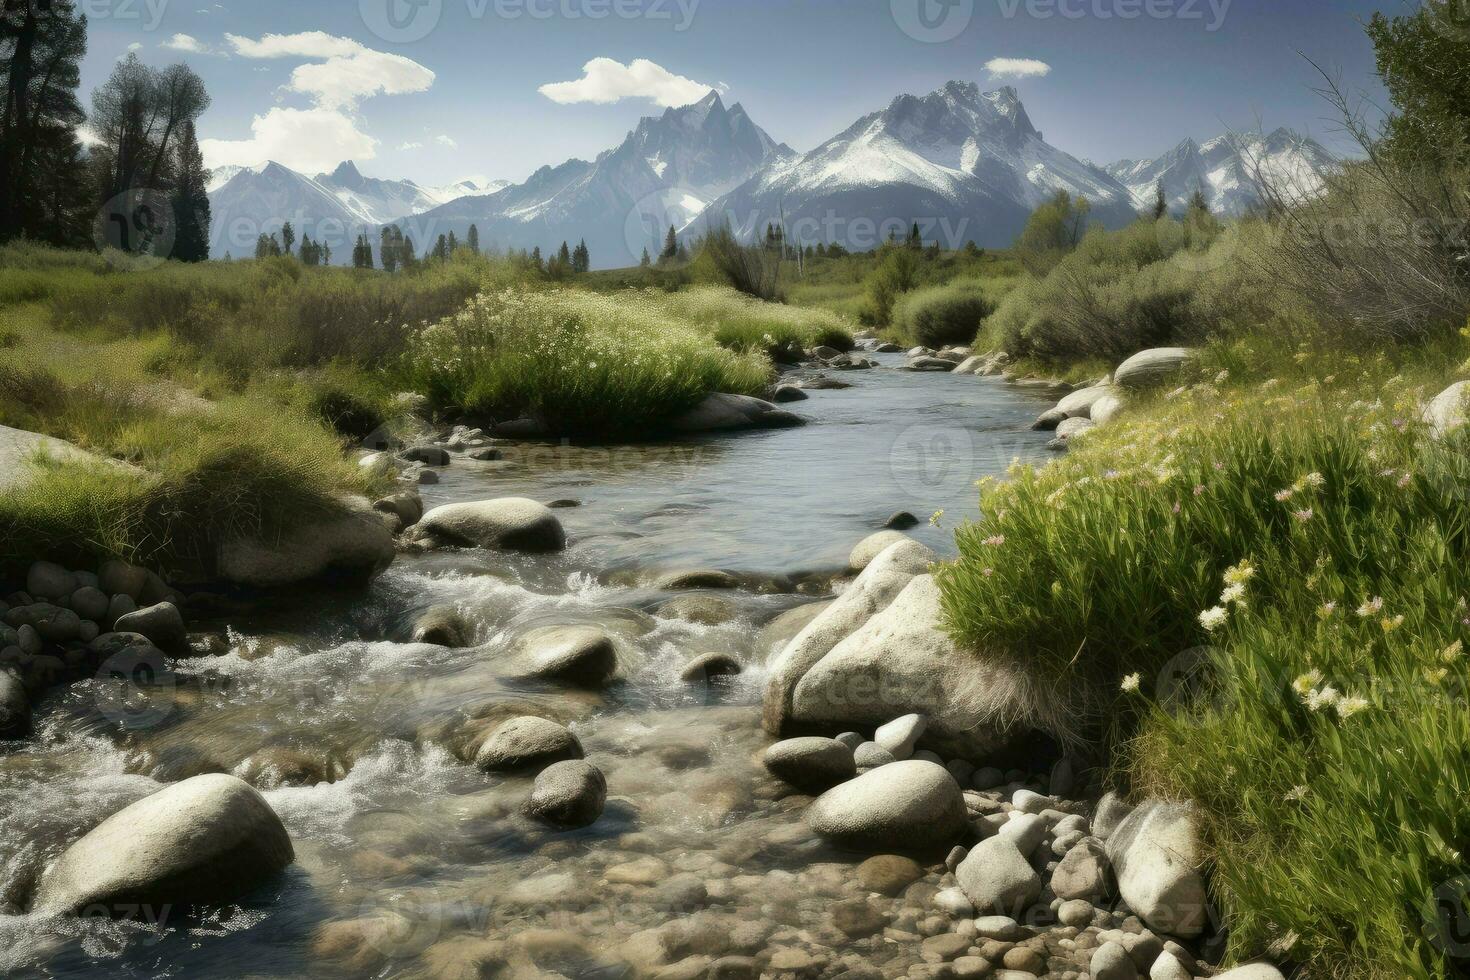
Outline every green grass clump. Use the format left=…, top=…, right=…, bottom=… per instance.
left=399, top=288, right=772, bottom=437
left=937, top=344, right=1470, bottom=977
left=892, top=280, right=995, bottom=349
left=653, top=286, right=853, bottom=356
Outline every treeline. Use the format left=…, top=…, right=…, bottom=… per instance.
left=0, top=1, right=211, bottom=260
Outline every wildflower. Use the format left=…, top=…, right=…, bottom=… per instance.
left=1120, top=673, right=1141, bottom=693
left=929, top=510, right=945, bottom=527
left=1292, top=670, right=1324, bottom=696
left=1275, top=489, right=1295, bottom=502
left=1381, top=615, right=1405, bottom=633
left=1397, top=472, right=1412, bottom=490
left=1194, top=484, right=1206, bottom=496
left=1301, top=472, right=1326, bottom=489
left=1305, top=685, right=1341, bottom=712
left=1221, top=583, right=1247, bottom=606
left=1215, top=370, right=1230, bottom=385
left=1317, top=601, right=1338, bottom=619
left=1224, top=562, right=1256, bottom=586
left=1172, top=502, right=1182, bottom=515
left=983, top=535, right=1006, bottom=547
left=1336, top=696, right=1370, bottom=719
left=1293, top=508, right=1314, bottom=523
left=982, top=568, right=994, bottom=578
left=1426, top=667, right=1449, bottom=685
left=1285, top=785, right=1309, bottom=802
left=1199, top=606, right=1229, bottom=632
left=1442, top=640, right=1463, bottom=662
left=1357, top=597, right=1385, bottom=618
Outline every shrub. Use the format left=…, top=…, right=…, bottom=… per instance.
left=399, top=288, right=771, bottom=437
left=695, top=223, right=782, bottom=301
left=864, top=247, right=922, bottom=325
left=893, top=280, right=994, bottom=348
left=654, top=286, right=853, bottom=357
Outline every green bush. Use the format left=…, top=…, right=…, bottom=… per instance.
left=399, top=288, right=772, bottom=437
left=863, top=247, right=923, bottom=325
left=893, top=280, right=994, bottom=348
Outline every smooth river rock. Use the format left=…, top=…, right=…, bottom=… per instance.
left=412, top=498, right=566, bottom=553
left=848, top=531, right=913, bottom=572
left=29, top=774, right=293, bottom=915
left=217, top=496, right=395, bottom=588
left=1105, top=799, right=1209, bottom=938
left=668, top=393, right=804, bottom=433
left=956, top=834, right=1042, bottom=916
left=512, top=626, right=618, bottom=688
left=804, top=759, right=967, bottom=852
left=113, top=601, right=187, bottom=655
left=525, top=760, right=607, bottom=828
left=0, top=670, right=31, bottom=739
left=762, top=737, right=856, bottom=792
left=475, top=716, right=584, bottom=773
left=1113, top=348, right=1199, bottom=390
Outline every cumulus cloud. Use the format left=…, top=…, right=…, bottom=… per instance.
left=398, top=141, right=424, bottom=151
left=206, top=32, right=434, bottom=171
left=200, top=106, right=378, bottom=174
left=225, top=32, right=434, bottom=108
left=435, top=135, right=458, bottom=149
left=162, top=33, right=212, bottom=54
left=539, top=58, right=714, bottom=108
left=985, top=57, right=1051, bottom=79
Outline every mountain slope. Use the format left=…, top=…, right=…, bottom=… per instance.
left=403, top=91, right=793, bottom=269
left=206, top=161, right=497, bottom=260
left=1105, top=129, right=1335, bottom=216
left=696, top=82, right=1138, bottom=252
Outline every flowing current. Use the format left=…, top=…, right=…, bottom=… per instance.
left=0, top=356, right=1057, bottom=978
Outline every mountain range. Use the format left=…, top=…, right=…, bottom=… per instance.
left=206, top=82, right=1333, bottom=266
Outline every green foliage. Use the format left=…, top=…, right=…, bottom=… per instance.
left=1366, top=1, right=1470, bottom=164
left=892, top=280, right=995, bottom=349
left=983, top=216, right=1237, bottom=364
left=655, top=286, right=853, bottom=357
left=398, top=287, right=772, bottom=437
left=863, top=246, right=923, bottom=325
left=1016, top=190, right=1092, bottom=276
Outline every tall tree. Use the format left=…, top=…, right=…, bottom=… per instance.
left=661, top=225, right=678, bottom=262
left=280, top=220, right=295, bottom=256
left=380, top=226, right=399, bottom=273
left=0, top=0, right=90, bottom=245
left=572, top=238, right=589, bottom=273
left=170, top=119, right=210, bottom=262
left=467, top=223, right=480, bottom=255
left=1151, top=181, right=1169, bottom=220
left=1366, top=3, right=1470, bottom=164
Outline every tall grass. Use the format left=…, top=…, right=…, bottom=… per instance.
left=399, top=288, right=773, bottom=437
left=937, top=343, right=1470, bottom=976
left=654, top=286, right=853, bottom=356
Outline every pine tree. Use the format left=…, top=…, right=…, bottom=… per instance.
left=168, top=119, right=211, bottom=262
left=530, top=245, right=543, bottom=270
left=661, top=225, right=678, bottom=262
left=0, top=0, right=91, bottom=246
left=908, top=222, right=922, bottom=249
left=1152, top=181, right=1169, bottom=220
left=280, top=220, right=295, bottom=256
left=640, top=247, right=651, bottom=268
left=1187, top=182, right=1210, bottom=217
left=447, top=230, right=458, bottom=255
left=467, top=224, right=480, bottom=255
left=572, top=239, right=589, bottom=273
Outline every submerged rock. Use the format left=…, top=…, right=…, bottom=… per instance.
left=762, top=737, right=855, bottom=792
left=805, top=760, right=967, bottom=852
left=29, top=773, right=293, bottom=916
left=653, top=569, right=740, bottom=590
left=412, top=498, right=567, bottom=553
left=680, top=652, right=743, bottom=683
left=0, top=670, right=31, bottom=739
left=655, top=594, right=737, bottom=626
left=512, top=626, right=618, bottom=688
left=475, top=716, right=584, bottom=773
left=412, top=604, right=473, bottom=647
left=669, top=393, right=804, bottom=433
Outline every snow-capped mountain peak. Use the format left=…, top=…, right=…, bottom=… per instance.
left=1105, top=129, right=1335, bottom=215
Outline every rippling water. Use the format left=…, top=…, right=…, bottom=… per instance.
left=0, top=359, right=1057, bottom=978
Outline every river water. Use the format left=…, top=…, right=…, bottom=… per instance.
left=0, top=357, right=1057, bottom=979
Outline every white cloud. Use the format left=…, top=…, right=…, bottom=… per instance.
left=538, top=58, right=714, bottom=108
left=225, top=31, right=434, bottom=108
left=200, top=106, right=377, bottom=174
left=398, top=141, right=424, bottom=151
left=985, top=58, right=1051, bottom=79
left=435, top=135, right=458, bottom=149
left=162, top=33, right=212, bottom=54
left=127, top=42, right=142, bottom=52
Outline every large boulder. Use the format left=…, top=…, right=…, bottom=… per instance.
left=785, top=575, right=1015, bottom=758
left=113, top=602, right=187, bottom=656
left=805, top=760, right=967, bottom=852
left=1425, top=381, right=1470, bottom=438
left=763, top=539, right=935, bottom=735
left=1105, top=800, right=1209, bottom=938
left=1055, top=385, right=1116, bottom=419
left=956, top=834, right=1042, bottom=916
left=849, top=531, right=913, bottom=573
left=28, top=773, right=293, bottom=915
left=475, top=716, right=584, bottom=773
left=511, top=626, right=618, bottom=688
left=411, top=498, right=566, bottom=553
left=217, top=496, right=395, bottom=588
left=1113, top=349, right=1199, bottom=390
left=668, top=394, right=804, bottom=433
left=1090, top=391, right=1126, bottom=425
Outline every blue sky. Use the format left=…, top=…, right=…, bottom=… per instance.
left=80, top=0, right=1391, bottom=186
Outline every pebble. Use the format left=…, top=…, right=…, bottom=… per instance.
left=857, top=855, right=924, bottom=896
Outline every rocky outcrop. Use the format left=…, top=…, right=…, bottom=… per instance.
left=668, top=394, right=804, bottom=433
left=410, top=498, right=566, bottom=553
left=763, top=538, right=935, bottom=735
left=217, top=496, right=395, bottom=588
left=28, top=774, right=293, bottom=915
left=1113, top=348, right=1199, bottom=390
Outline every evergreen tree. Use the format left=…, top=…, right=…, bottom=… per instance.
left=380, top=227, right=398, bottom=273
left=170, top=119, right=210, bottom=262
left=447, top=230, right=458, bottom=255
left=530, top=245, right=543, bottom=270
left=1187, top=182, right=1210, bottom=217
left=467, top=223, right=480, bottom=255
left=255, top=233, right=281, bottom=259
left=1151, top=181, right=1169, bottom=220
left=1366, top=4, right=1470, bottom=164
left=280, top=220, right=295, bottom=256
left=908, top=222, right=922, bottom=249
left=661, top=225, right=678, bottom=262
left=572, top=238, right=589, bottom=273
left=557, top=240, right=571, bottom=266
left=0, top=0, right=91, bottom=246
left=815, top=242, right=827, bottom=259
left=640, top=247, right=651, bottom=268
